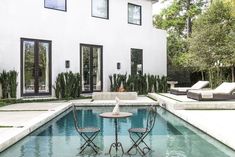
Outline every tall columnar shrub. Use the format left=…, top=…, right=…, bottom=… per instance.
left=0, top=70, right=18, bottom=99
left=109, top=74, right=127, bottom=91
left=54, top=72, right=81, bottom=99
left=54, top=74, right=62, bottom=98
left=109, top=73, right=168, bottom=94
left=72, top=73, right=81, bottom=98
left=159, top=76, right=168, bottom=93
left=0, top=71, right=9, bottom=98
left=8, top=71, right=18, bottom=98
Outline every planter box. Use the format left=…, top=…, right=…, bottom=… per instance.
left=92, top=92, right=137, bottom=100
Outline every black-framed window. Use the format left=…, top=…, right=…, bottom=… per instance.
left=92, top=0, right=109, bottom=19
left=131, top=48, right=143, bottom=75
left=44, top=0, right=67, bottom=11
left=128, top=3, right=142, bottom=25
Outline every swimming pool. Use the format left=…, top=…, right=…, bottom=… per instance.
left=0, top=106, right=234, bottom=157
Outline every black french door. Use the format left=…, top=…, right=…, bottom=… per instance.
left=21, top=38, right=52, bottom=96
left=80, top=44, right=103, bottom=93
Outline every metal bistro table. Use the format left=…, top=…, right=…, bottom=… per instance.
left=99, top=112, right=133, bottom=154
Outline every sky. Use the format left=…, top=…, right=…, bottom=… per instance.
left=152, top=1, right=172, bottom=15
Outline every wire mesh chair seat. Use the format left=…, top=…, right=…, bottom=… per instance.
left=78, top=127, right=100, bottom=133
left=72, top=105, right=100, bottom=154
left=127, top=106, right=157, bottom=156
left=128, top=128, right=148, bottom=133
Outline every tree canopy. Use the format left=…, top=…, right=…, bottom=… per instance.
left=153, top=0, right=235, bottom=86
left=181, top=0, right=235, bottom=85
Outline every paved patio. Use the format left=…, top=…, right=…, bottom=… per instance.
left=0, top=102, right=72, bottom=152
left=149, top=93, right=235, bottom=151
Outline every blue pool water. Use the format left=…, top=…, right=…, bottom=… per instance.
left=0, top=106, right=234, bottom=157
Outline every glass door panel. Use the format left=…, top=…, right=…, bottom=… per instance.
left=92, top=47, right=101, bottom=91
left=38, top=42, right=50, bottom=93
left=23, top=41, right=35, bottom=94
left=81, top=46, right=91, bottom=92
left=81, top=44, right=102, bottom=92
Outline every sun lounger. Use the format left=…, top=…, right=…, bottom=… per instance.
left=187, top=82, right=235, bottom=101
left=170, top=81, right=209, bottom=95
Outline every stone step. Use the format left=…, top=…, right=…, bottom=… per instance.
left=92, top=92, right=137, bottom=100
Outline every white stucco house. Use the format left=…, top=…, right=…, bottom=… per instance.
left=0, top=0, right=166, bottom=98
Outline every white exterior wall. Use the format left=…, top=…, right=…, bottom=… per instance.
left=0, top=0, right=167, bottom=98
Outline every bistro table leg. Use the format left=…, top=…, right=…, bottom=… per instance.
left=109, top=118, right=124, bottom=154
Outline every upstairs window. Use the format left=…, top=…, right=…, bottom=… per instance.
left=92, top=0, right=109, bottom=19
left=128, top=3, right=141, bottom=25
left=44, top=0, right=67, bottom=11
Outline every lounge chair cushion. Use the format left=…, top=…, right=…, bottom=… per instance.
left=191, top=81, right=209, bottom=89
left=189, top=90, right=214, bottom=98
left=187, top=82, right=235, bottom=101
left=214, top=82, right=235, bottom=94
left=200, top=91, right=213, bottom=98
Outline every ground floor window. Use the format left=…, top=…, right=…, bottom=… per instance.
left=80, top=44, right=103, bottom=93
left=21, top=38, right=52, bottom=96
left=131, top=48, right=143, bottom=75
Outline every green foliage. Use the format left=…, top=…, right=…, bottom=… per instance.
left=0, top=70, right=18, bottom=99
left=0, top=71, right=9, bottom=98
left=109, top=74, right=168, bottom=94
left=53, top=72, right=81, bottom=99
left=167, top=33, right=189, bottom=67
left=187, top=0, right=235, bottom=86
left=54, top=73, right=62, bottom=98
left=154, top=0, right=207, bottom=36
left=153, top=0, right=208, bottom=69
left=8, top=71, right=18, bottom=98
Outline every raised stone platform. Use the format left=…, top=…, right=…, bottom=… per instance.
left=148, top=93, right=235, bottom=110
left=148, top=93, right=235, bottom=150
left=92, top=92, right=137, bottom=100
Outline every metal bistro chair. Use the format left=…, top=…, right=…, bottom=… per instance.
left=72, top=105, right=100, bottom=154
left=127, top=106, right=157, bottom=156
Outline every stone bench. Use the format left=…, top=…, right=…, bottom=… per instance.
left=92, top=92, right=137, bottom=100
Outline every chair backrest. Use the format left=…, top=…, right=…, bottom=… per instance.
left=214, top=82, right=235, bottom=94
left=191, top=81, right=209, bottom=89
left=72, top=105, right=80, bottom=132
left=146, top=106, right=157, bottom=132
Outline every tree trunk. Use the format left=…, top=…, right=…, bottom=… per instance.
left=187, top=0, right=192, bottom=37
left=232, top=66, right=235, bottom=82
left=209, top=69, right=213, bottom=88
left=201, top=71, right=204, bottom=80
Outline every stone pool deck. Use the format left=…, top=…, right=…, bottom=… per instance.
left=0, top=97, right=156, bottom=152
left=148, top=93, right=235, bottom=151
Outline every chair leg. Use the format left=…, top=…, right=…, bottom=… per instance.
left=127, top=132, right=151, bottom=156
left=136, top=133, right=151, bottom=152
left=79, top=131, right=100, bottom=154
left=126, top=132, right=139, bottom=154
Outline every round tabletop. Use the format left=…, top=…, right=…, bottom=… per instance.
left=99, top=112, right=133, bottom=118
